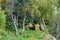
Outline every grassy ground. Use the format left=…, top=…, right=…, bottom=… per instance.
left=0, top=28, right=49, bottom=40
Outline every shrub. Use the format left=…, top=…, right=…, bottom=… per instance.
left=0, top=10, right=6, bottom=29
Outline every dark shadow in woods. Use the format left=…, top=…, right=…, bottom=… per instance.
left=28, top=23, right=35, bottom=30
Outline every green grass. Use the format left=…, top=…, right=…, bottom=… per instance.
left=0, top=29, right=49, bottom=40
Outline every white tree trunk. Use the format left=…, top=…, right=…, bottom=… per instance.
left=13, top=15, right=18, bottom=35
left=8, top=0, right=19, bottom=35
left=22, top=15, right=26, bottom=34
left=40, top=18, right=47, bottom=31
left=42, top=18, right=47, bottom=30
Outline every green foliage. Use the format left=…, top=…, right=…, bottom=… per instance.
left=0, top=29, right=49, bottom=40
left=0, top=0, right=59, bottom=40
left=0, top=10, right=6, bottom=29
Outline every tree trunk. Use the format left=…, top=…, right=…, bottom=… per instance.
left=40, top=18, right=47, bottom=31
left=8, top=0, right=19, bottom=35
left=42, top=18, right=47, bottom=30
left=13, top=15, right=18, bottom=35
left=22, top=15, right=26, bottom=34
left=10, top=12, right=18, bottom=35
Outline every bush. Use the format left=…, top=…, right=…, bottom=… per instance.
left=0, top=10, right=6, bottom=29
